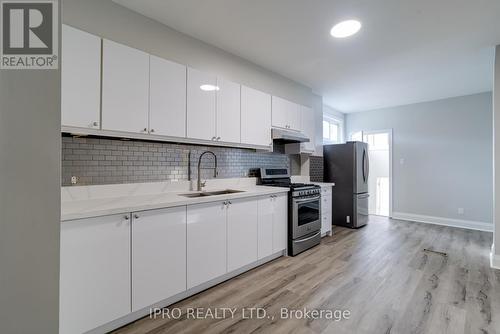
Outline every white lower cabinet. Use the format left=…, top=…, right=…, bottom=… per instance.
left=59, top=214, right=131, bottom=334
left=272, top=194, right=289, bottom=252
left=132, top=207, right=187, bottom=311
left=321, top=186, right=333, bottom=236
left=257, top=196, right=274, bottom=259
left=227, top=198, right=258, bottom=271
left=187, top=201, right=227, bottom=289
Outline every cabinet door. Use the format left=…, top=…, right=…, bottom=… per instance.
left=61, top=25, right=101, bottom=129
left=227, top=198, right=258, bottom=271
left=241, top=85, right=271, bottom=146
left=102, top=39, right=149, bottom=134
left=216, top=77, right=240, bottom=143
left=300, top=106, right=316, bottom=152
left=187, top=201, right=227, bottom=288
left=132, top=207, right=186, bottom=311
left=272, top=96, right=301, bottom=131
left=149, top=55, right=187, bottom=137
left=60, top=214, right=130, bottom=334
left=273, top=193, right=288, bottom=253
left=187, top=68, right=216, bottom=140
left=257, top=196, right=274, bottom=259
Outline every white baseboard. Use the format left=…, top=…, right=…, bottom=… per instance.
left=392, top=212, right=493, bottom=232
left=491, top=245, right=500, bottom=270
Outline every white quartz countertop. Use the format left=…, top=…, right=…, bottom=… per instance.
left=61, top=184, right=288, bottom=221
left=311, top=182, right=335, bottom=187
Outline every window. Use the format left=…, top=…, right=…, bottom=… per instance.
left=323, top=118, right=341, bottom=143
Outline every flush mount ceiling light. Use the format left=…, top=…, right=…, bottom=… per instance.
left=330, top=20, right=362, bottom=38
left=200, top=84, right=220, bottom=91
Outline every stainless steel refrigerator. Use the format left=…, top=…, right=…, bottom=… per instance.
left=323, top=141, right=369, bottom=228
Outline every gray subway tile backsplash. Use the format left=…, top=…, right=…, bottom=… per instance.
left=61, top=136, right=290, bottom=186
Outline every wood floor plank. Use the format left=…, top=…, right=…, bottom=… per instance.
left=113, top=217, right=498, bottom=334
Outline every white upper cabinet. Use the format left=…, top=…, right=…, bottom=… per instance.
left=61, top=25, right=101, bottom=129
left=300, top=106, right=316, bottom=153
left=60, top=214, right=131, bottom=334
left=102, top=39, right=149, bottom=134
left=241, top=85, right=272, bottom=147
left=216, top=77, right=241, bottom=143
left=149, top=55, right=187, bottom=138
left=187, top=68, right=217, bottom=141
left=272, top=96, right=301, bottom=132
left=227, top=198, right=258, bottom=271
left=131, top=207, right=186, bottom=312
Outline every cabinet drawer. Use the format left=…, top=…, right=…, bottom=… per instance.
left=321, top=187, right=332, bottom=195
left=321, top=196, right=332, bottom=214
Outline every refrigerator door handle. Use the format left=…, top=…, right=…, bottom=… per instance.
left=366, top=150, right=370, bottom=180
left=362, top=149, right=367, bottom=182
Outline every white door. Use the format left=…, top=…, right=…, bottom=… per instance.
left=186, top=68, right=216, bottom=141
left=227, top=198, right=258, bottom=271
left=257, top=195, right=274, bottom=259
left=273, top=193, right=288, bottom=252
left=300, top=106, right=316, bottom=152
left=241, top=85, right=271, bottom=147
left=216, top=77, right=241, bottom=143
left=187, top=201, right=227, bottom=288
left=59, top=214, right=131, bottom=334
left=362, top=131, right=392, bottom=217
left=61, top=25, right=101, bottom=129
left=102, top=39, right=149, bottom=134
left=131, top=207, right=186, bottom=311
left=272, top=96, right=301, bottom=131
left=149, top=55, right=187, bottom=137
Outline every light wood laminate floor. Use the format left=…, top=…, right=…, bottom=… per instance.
left=115, top=216, right=500, bottom=334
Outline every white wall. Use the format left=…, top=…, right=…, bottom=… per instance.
left=0, top=4, right=61, bottom=333
left=346, top=92, right=493, bottom=230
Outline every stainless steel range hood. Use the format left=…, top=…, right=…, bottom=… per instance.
left=271, top=128, right=310, bottom=144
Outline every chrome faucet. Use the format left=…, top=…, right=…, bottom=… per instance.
left=197, top=151, right=218, bottom=191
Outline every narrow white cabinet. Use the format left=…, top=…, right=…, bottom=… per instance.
left=216, top=77, right=241, bottom=143
left=272, top=96, right=301, bottom=131
left=149, top=55, right=187, bottom=138
left=61, top=25, right=101, bottom=129
left=187, top=201, right=227, bottom=288
left=186, top=68, right=217, bottom=141
left=241, top=85, right=272, bottom=147
left=321, top=186, right=333, bottom=236
left=257, top=196, right=274, bottom=259
left=273, top=193, right=288, bottom=252
left=60, top=214, right=131, bottom=334
left=300, top=106, right=316, bottom=153
left=102, top=39, right=149, bottom=134
left=227, top=198, right=258, bottom=271
left=132, top=206, right=187, bottom=312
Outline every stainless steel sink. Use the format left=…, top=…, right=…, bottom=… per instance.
left=179, top=189, right=245, bottom=198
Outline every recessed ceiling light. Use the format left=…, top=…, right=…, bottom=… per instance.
left=330, top=20, right=362, bottom=38
left=200, top=84, right=220, bottom=91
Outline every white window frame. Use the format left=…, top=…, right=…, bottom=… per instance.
left=323, top=115, right=343, bottom=144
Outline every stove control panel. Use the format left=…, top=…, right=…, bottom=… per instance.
left=292, top=187, right=321, bottom=197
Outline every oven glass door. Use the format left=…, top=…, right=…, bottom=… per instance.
left=293, top=196, right=321, bottom=239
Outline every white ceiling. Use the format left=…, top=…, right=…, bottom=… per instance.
left=114, top=0, right=499, bottom=113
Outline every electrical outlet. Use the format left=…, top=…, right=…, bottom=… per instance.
left=458, top=208, right=464, bottom=215
left=71, top=176, right=79, bottom=185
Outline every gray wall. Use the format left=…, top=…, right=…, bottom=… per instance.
left=0, top=6, right=61, bottom=334
left=494, top=46, right=500, bottom=255
left=62, top=136, right=289, bottom=186
left=346, top=92, right=493, bottom=225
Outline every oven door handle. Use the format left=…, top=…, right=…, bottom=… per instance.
left=294, top=231, right=321, bottom=243
left=294, top=195, right=321, bottom=203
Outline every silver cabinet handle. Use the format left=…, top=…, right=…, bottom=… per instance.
left=150, top=129, right=155, bottom=133
left=124, top=215, right=129, bottom=220
left=228, top=201, right=232, bottom=205
left=142, top=128, right=147, bottom=132
left=212, top=136, right=216, bottom=140
left=134, top=214, right=139, bottom=219
left=216, top=136, right=221, bottom=140
left=92, top=121, right=99, bottom=127
left=223, top=201, right=228, bottom=206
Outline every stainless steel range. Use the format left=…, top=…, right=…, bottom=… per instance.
left=255, top=168, right=322, bottom=256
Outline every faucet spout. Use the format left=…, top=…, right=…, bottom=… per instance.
left=197, top=151, right=218, bottom=191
